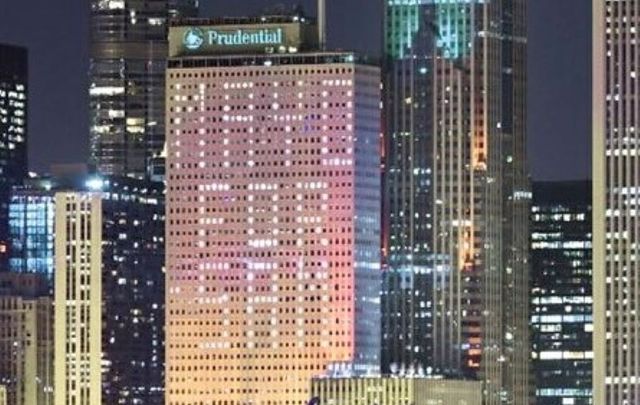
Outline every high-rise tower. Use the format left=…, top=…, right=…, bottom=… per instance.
left=89, top=0, right=197, bottom=177
left=51, top=175, right=165, bottom=405
left=593, top=1, right=640, bottom=403
left=382, top=1, right=530, bottom=403
left=165, top=13, right=381, bottom=404
left=0, top=44, right=28, bottom=270
left=531, top=181, right=592, bottom=405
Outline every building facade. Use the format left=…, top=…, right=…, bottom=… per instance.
left=531, top=181, right=592, bottom=404
left=0, top=272, right=53, bottom=405
left=0, top=44, right=28, bottom=270
left=165, top=15, right=381, bottom=404
left=8, top=189, right=55, bottom=281
left=593, top=1, right=640, bottom=403
left=52, top=176, right=165, bottom=405
left=0, top=385, right=7, bottom=405
left=89, top=0, right=196, bottom=177
left=311, top=376, right=482, bottom=405
left=381, top=2, right=530, bottom=403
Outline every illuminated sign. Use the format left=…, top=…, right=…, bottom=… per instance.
left=170, top=23, right=317, bottom=57
left=183, top=27, right=205, bottom=50
left=182, top=27, right=284, bottom=50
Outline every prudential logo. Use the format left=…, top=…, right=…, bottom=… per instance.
left=183, top=27, right=205, bottom=50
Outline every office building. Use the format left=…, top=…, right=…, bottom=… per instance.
left=593, top=1, right=640, bottom=403
left=89, top=0, right=196, bottom=177
left=311, top=376, right=482, bottom=405
left=165, top=13, right=381, bottom=404
left=531, top=181, right=592, bottom=404
left=0, top=44, right=28, bottom=270
left=381, top=2, right=530, bottom=403
left=0, top=272, right=53, bottom=405
left=47, top=175, right=165, bottom=405
left=8, top=185, right=55, bottom=281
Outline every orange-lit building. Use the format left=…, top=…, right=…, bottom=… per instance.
left=381, top=2, right=530, bottom=404
left=165, top=12, right=382, bottom=404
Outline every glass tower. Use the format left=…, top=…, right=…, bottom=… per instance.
left=382, top=1, right=530, bottom=404
left=531, top=181, right=592, bottom=404
left=0, top=44, right=28, bottom=270
left=9, top=189, right=55, bottom=281
left=89, top=0, right=197, bottom=177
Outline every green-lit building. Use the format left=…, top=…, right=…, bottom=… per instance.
left=381, top=1, right=530, bottom=404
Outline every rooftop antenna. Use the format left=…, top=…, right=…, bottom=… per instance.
left=318, top=0, right=326, bottom=50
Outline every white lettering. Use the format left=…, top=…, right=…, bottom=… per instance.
left=206, top=28, right=284, bottom=46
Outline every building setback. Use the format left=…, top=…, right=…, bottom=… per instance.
left=0, top=272, right=53, bottom=405
left=593, top=1, right=640, bottom=403
left=50, top=176, right=165, bottom=405
left=0, top=44, right=28, bottom=270
left=531, top=181, right=592, bottom=404
left=89, top=0, right=196, bottom=178
left=165, top=14, right=382, bottom=404
left=381, top=2, right=530, bottom=403
left=311, top=376, right=482, bottom=405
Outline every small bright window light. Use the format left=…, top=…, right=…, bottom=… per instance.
left=86, top=177, right=104, bottom=191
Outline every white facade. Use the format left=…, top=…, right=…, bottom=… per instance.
left=593, top=1, right=640, bottom=404
left=53, top=193, right=102, bottom=405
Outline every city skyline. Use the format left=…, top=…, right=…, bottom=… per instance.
left=0, top=0, right=590, bottom=181
left=0, top=1, right=614, bottom=405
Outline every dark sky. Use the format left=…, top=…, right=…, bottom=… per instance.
left=0, top=0, right=591, bottom=181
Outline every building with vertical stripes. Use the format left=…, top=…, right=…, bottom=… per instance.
left=51, top=175, right=165, bottom=405
left=593, top=1, right=640, bottom=403
left=382, top=1, right=530, bottom=404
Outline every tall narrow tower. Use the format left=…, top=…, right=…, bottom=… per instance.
left=0, top=44, right=28, bottom=269
left=593, top=1, right=640, bottom=404
left=382, top=1, right=530, bottom=403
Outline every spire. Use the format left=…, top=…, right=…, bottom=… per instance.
left=318, top=0, right=326, bottom=50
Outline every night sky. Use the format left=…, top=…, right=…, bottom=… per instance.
left=0, top=0, right=591, bottom=181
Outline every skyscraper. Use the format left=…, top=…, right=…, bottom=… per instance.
left=382, top=1, right=530, bottom=404
left=0, top=272, right=53, bottom=405
left=593, top=1, right=640, bottom=403
left=88, top=0, right=197, bottom=177
left=51, top=175, right=165, bottom=405
left=0, top=44, right=28, bottom=270
left=165, top=13, right=381, bottom=404
left=531, top=181, right=592, bottom=405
